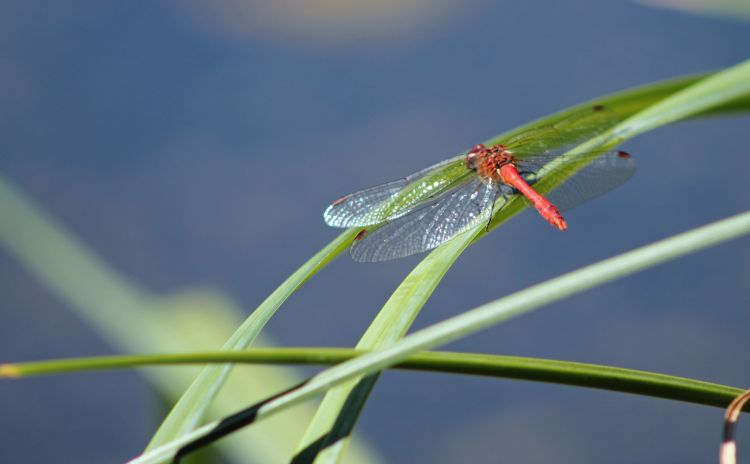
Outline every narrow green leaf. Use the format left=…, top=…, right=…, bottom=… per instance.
left=482, top=60, right=750, bottom=235
left=298, top=61, right=750, bottom=463
left=2, top=349, right=744, bottom=410
left=130, top=209, right=750, bottom=464
left=144, top=63, right=750, bottom=458
left=610, top=58, right=750, bottom=140
left=0, top=173, right=373, bottom=463
left=145, top=228, right=358, bottom=449
left=295, top=223, right=480, bottom=462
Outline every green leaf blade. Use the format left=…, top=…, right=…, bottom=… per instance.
left=145, top=229, right=358, bottom=450
left=131, top=209, right=750, bottom=464
left=143, top=61, right=750, bottom=462
left=292, top=62, right=750, bottom=463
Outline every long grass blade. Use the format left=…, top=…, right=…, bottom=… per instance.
left=2, top=349, right=745, bottom=410
left=0, top=173, right=372, bottom=463
left=130, top=209, right=750, bottom=464
left=145, top=228, right=358, bottom=449
left=293, top=222, right=480, bottom=462
left=297, top=60, right=750, bottom=463
left=143, top=63, right=750, bottom=458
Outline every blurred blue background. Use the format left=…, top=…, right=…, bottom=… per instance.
left=1, top=1, right=750, bottom=462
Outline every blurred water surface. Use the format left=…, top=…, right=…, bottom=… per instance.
left=1, top=1, right=750, bottom=462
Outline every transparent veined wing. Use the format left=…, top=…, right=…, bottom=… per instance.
left=323, top=178, right=411, bottom=228
left=518, top=150, right=635, bottom=211
left=324, top=156, right=468, bottom=228
left=503, top=105, right=620, bottom=160
left=350, top=177, right=499, bottom=262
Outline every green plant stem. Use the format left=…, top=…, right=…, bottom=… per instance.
left=144, top=65, right=750, bottom=459
left=132, top=209, right=750, bottom=464
left=299, top=62, right=750, bottom=464
left=144, top=228, right=358, bottom=449
left=1, top=349, right=743, bottom=410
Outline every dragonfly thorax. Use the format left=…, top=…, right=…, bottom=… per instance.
left=465, top=143, right=515, bottom=182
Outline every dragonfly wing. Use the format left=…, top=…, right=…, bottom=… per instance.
left=520, top=151, right=635, bottom=211
left=324, top=156, right=466, bottom=228
left=350, top=178, right=498, bottom=262
left=324, top=178, right=409, bottom=228
left=504, top=105, right=619, bottom=160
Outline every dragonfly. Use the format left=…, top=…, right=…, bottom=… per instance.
left=127, top=106, right=635, bottom=464
left=324, top=105, right=635, bottom=262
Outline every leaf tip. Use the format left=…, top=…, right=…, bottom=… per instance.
left=0, top=364, right=20, bottom=378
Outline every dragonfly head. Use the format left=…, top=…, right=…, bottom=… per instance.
left=465, top=144, right=514, bottom=178
left=465, top=144, right=485, bottom=170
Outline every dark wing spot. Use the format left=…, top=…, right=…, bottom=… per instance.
left=354, top=229, right=368, bottom=241
left=331, top=195, right=348, bottom=207
left=592, top=104, right=605, bottom=112
left=616, top=150, right=632, bottom=159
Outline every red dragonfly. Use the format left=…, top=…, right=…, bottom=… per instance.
left=324, top=105, right=635, bottom=262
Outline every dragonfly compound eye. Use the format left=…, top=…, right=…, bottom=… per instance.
left=465, top=151, right=478, bottom=170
